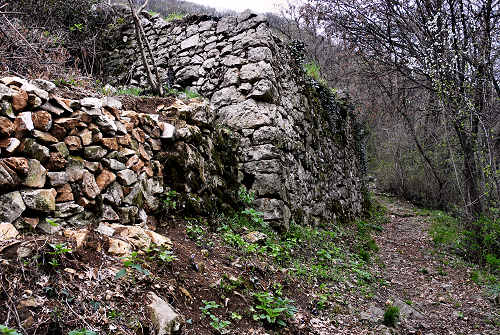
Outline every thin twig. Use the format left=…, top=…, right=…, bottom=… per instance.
left=1, top=13, right=41, bottom=59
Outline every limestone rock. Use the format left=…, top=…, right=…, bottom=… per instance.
left=47, top=152, right=67, bottom=171
left=64, top=229, right=88, bottom=248
left=242, top=144, right=279, bottom=162
left=0, top=137, right=21, bottom=153
left=218, top=100, right=274, bottom=129
left=56, top=184, right=74, bottom=202
left=65, top=136, right=82, bottom=152
left=108, top=159, right=127, bottom=171
left=102, top=182, right=124, bottom=206
left=23, top=159, right=47, bottom=188
left=33, top=130, right=58, bottom=144
left=2, top=157, right=29, bottom=177
left=159, top=122, right=176, bottom=139
left=54, top=202, right=84, bottom=218
left=14, top=112, right=34, bottom=135
left=103, top=96, right=122, bottom=109
left=0, top=161, right=21, bottom=188
left=117, top=169, right=138, bottom=186
left=0, top=83, right=14, bottom=101
left=47, top=172, right=69, bottom=186
left=21, top=189, right=56, bottom=212
left=12, top=89, right=28, bottom=111
left=51, top=142, right=69, bottom=158
left=96, top=169, right=116, bottom=191
left=80, top=97, right=102, bottom=109
left=101, top=137, right=119, bottom=150
left=65, top=158, right=86, bottom=182
left=0, top=223, right=19, bottom=240
left=147, top=292, right=183, bottom=335
left=102, top=205, right=120, bottom=221
left=78, top=128, right=92, bottom=146
left=243, top=231, right=267, bottom=243
left=0, top=116, right=14, bottom=137
left=180, top=34, right=199, bottom=50
left=82, top=171, right=100, bottom=199
left=96, top=115, right=117, bottom=132
left=20, top=82, right=48, bottom=101
left=22, top=139, right=50, bottom=163
left=249, top=79, right=276, bottom=102
left=0, top=101, right=15, bottom=118
left=240, top=61, right=274, bottom=82
left=32, top=111, right=52, bottom=131
left=96, top=222, right=115, bottom=236
left=37, top=219, right=62, bottom=234
left=0, top=191, right=26, bottom=224
left=31, top=79, right=56, bottom=93
left=40, top=102, right=65, bottom=116
left=109, top=224, right=172, bottom=249
left=84, top=146, right=108, bottom=160
left=120, top=206, right=139, bottom=224
left=107, top=237, right=132, bottom=255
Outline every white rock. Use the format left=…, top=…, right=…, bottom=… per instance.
left=147, top=292, right=183, bottom=335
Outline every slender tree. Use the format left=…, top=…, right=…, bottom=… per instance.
left=127, top=0, right=164, bottom=95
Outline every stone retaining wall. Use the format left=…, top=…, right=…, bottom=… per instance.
left=0, top=76, right=238, bottom=235
left=103, top=8, right=365, bottom=226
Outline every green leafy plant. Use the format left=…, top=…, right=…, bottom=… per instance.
left=317, top=293, right=329, bottom=310
left=0, top=325, right=21, bottom=335
left=209, top=314, right=231, bottom=332
left=231, top=312, right=242, bottom=320
left=115, top=251, right=150, bottom=279
left=163, top=190, right=178, bottom=210
left=238, top=186, right=255, bottom=205
left=69, top=23, right=84, bottom=32
left=165, top=12, right=186, bottom=21
left=53, top=77, right=79, bottom=87
left=252, top=292, right=297, bottom=327
left=304, top=61, right=321, bottom=81
left=158, top=250, right=177, bottom=263
left=241, top=208, right=266, bottom=227
left=46, top=218, right=59, bottom=227
left=49, top=243, right=72, bottom=255
left=199, top=301, right=230, bottom=332
left=383, top=305, right=400, bottom=327
left=317, top=249, right=332, bottom=263
left=107, top=309, right=121, bottom=320
left=186, top=222, right=205, bottom=242
left=164, top=87, right=201, bottom=98
left=116, top=87, right=143, bottom=96
left=47, top=242, right=72, bottom=267
left=200, top=300, right=221, bottom=315
left=144, top=244, right=178, bottom=263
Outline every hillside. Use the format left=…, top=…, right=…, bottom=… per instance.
left=0, top=1, right=499, bottom=335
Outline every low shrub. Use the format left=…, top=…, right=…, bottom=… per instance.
left=383, top=305, right=400, bottom=327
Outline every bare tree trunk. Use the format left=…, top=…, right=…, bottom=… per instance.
left=127, top=0, right=164, bottom=96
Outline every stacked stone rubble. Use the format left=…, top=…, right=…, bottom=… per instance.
left=0, top=76, right=173, bottom=233
left=103, top=9, right=364, bottom=226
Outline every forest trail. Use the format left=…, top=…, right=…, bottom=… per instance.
left=309, top=196, right=499, bottom=335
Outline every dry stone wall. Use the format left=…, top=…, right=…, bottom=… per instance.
left=103, top=8, right=365, bottom=226
left=0, top=76, right=238, bottom=239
